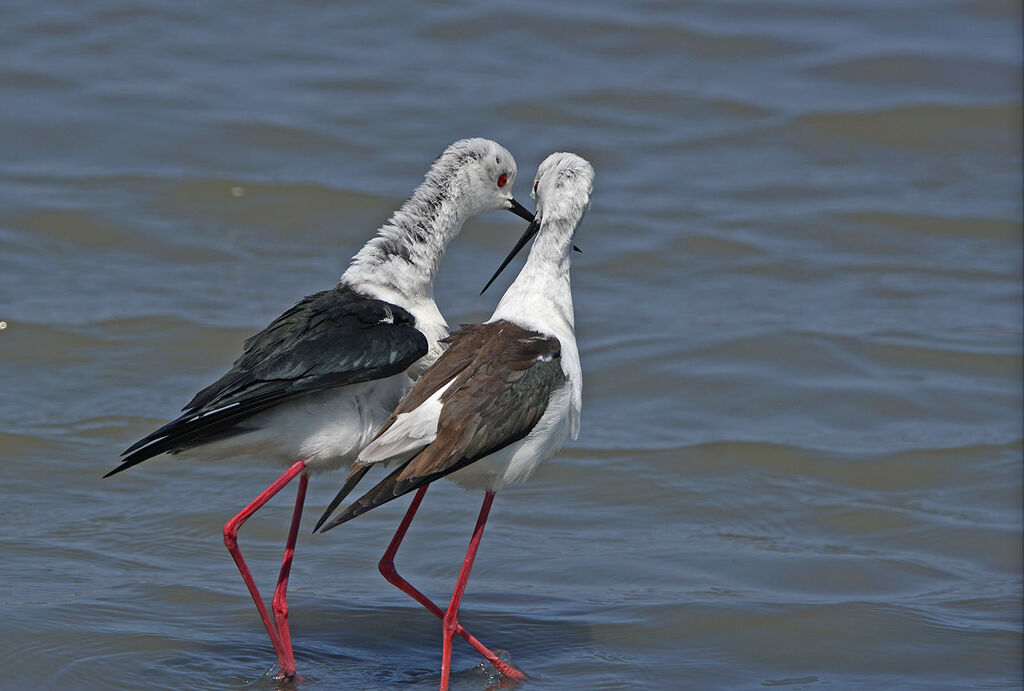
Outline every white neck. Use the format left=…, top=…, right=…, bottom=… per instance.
left=339, top=167, right=479, bottom=373
left=341, top=181, right=470, bottom=304
left=489, top=213, right=581, bottom=336
left=488, top=204, right=585, bottom=441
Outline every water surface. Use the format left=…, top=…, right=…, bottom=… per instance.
left=0, top=1, right=1020, bottom=689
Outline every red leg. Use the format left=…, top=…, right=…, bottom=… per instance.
left=440, top=491, right=495, bottom=691
left=379, top=487, right=526, bottom=682
left=271, top=471, right=308, bottom=679
left=222, top=459, right=307, bottom=679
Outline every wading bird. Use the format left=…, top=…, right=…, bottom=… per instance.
left=105, top=138, right=534, bottom=680
left=316, top=152, right=594, bottom=689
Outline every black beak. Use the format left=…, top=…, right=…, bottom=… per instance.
left=481, top=216, right=540, bottom=294
left=506, top=197, right=535, bottom=222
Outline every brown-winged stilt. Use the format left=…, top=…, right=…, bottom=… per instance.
left=316, top=152, right=594, bottom=689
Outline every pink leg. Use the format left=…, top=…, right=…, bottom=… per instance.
left=222, top=459, right=307, bottom=679
left=379, top=487, right=526, bottom=682
left=440, top=491, right=496, bottom=691
left=271, top=471, right=308, bottom=679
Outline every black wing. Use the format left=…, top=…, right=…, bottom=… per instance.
left=316, top=320, right=565, bottom=532
left=106, top=285, right=428, bottom=477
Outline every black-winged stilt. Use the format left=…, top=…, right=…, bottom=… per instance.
left=104, top=138, right=534, bottom=680
left=316, top=152, right=594, bottom=689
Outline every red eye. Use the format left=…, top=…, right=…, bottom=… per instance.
left=497, top=173, right=507, bottom=188
left=533, top=180, right=539, bottom=193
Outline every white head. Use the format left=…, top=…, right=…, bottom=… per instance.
left=530, top=152, right=595, bottom=224
left=481, top=152, right=594, bottom=293
left=343, top=138, right=533, bottom=297
left=429, top=138, right=533, bottom=219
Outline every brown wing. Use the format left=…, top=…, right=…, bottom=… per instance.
left=316, top=320, right=565, bottom=532
left=311, top=321, right=495, bottom=532
left=379, top=322, right=490, bottom=427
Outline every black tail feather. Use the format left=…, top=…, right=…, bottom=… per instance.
left=318, top=451, right=485, bottom=533
left=103, top=455, right=150, bottom=478
left=318, top=461, right=417, bottom=532
left=313, top=464, right=373, bottom=532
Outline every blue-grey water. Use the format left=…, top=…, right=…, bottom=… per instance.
left=0, top=2, right=1020, bottom=689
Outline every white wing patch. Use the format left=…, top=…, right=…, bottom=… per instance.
left=193, top=401, right=242, bottom=419
left=357, top=379, right=454, bottom=465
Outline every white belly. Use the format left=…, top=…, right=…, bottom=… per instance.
left=181, top=373, right=414, bottom=473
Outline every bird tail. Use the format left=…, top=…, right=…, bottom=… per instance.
left=312, top=464, right=372, bottom=532
left=316, top=461, right=422, bottom=532
left=317, top=451, right=485, bottom=533
left=103, top=438, right=171, bottom=478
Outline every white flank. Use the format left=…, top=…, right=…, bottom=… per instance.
left=357, top=379, right=454, bottom=465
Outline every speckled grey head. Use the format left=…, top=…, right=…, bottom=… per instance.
left=343, top=138, right=533, bottom=301
left=428, top=138, right=530, bottom=218
left=481, top=152, right=594, bottom=294
left=530, top=152, right=595, bottom=222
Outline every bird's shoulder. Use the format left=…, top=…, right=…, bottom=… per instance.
left=237, top=284, right=416, bottom=364
left=389, top=320, right=560, bottom=416
left=183, top=284, right=426, bottom=414
left=384, top=320, right=565, bottom=483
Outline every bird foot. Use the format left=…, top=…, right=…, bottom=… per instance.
left=469, top=649, right=526, bottom=687
left=271, top=667, right=300, bottom=685
left=475, top=649, right=527, bottom=683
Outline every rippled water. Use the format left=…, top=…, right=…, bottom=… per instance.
left=1, top=1, right=1020, bottom=689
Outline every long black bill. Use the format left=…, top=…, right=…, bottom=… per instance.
left=481, top=217, right=540, bottom=294
left=506, top=197, right=535, bottom=222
